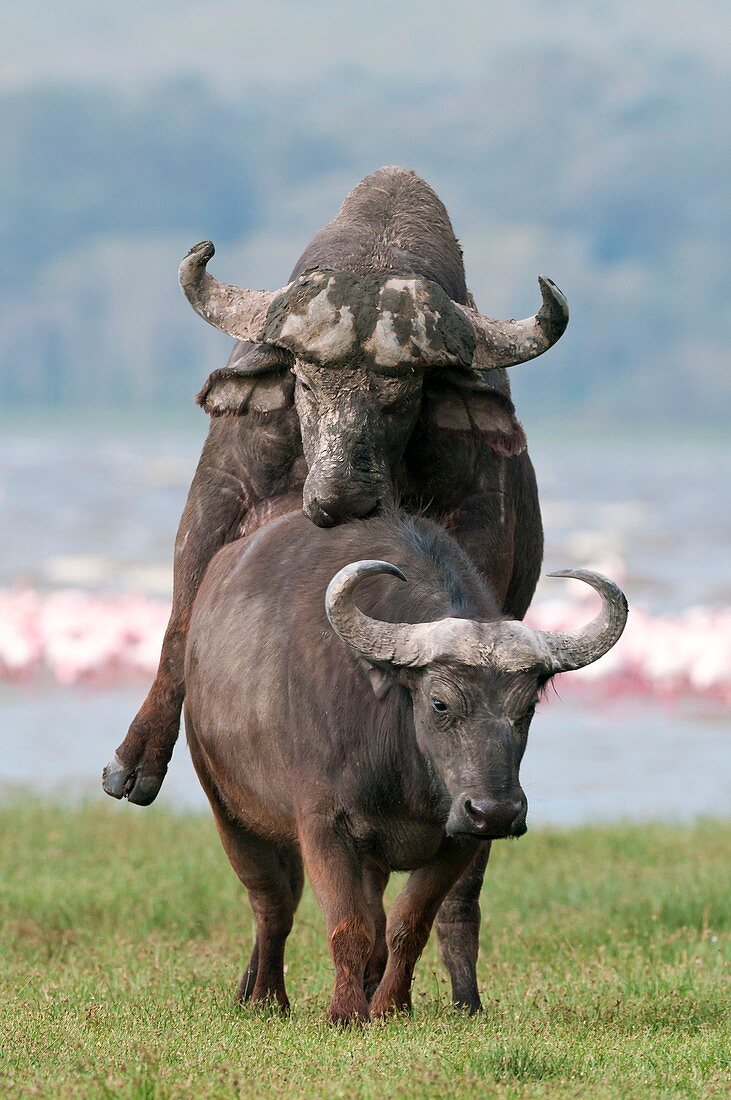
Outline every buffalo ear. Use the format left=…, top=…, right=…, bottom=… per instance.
left=195, top=342, right=294, bottom=416
left=366, top=667, right=394, bottom=699
left=355, top=658, right=398, bottom=700
left=424, top=374, right=526, bottom=457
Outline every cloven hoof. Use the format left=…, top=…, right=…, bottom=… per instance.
left=101, top=754, right=165, bottom=806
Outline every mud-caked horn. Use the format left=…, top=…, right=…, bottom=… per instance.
left=179, top=240, right=279, bottom=342
left=457, top=276, right=569, bottom=371
left=180, top=240, right=568, bottom=373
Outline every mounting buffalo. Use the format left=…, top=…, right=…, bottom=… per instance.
left=102, top=165, right=568, bottom=1011
left=184, top=509, right=627, bottom=1023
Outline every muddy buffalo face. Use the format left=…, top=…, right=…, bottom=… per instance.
left=293, top=361, right=423, bottom=526
left=281, top=272, right=470, bottom=526
left=179, top=242, right=568, bottom=528
left=326, top=562, right=628, bottom=840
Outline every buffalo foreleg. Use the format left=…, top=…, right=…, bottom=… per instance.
left=299, top=812, right=375, bottom=1025
left=102, top=612, right=188, bottom=804
left=362, top=860, right=390, bottom=1000
left=370, top=839, right=479, bottom=1017
left=234, top=847, right=303, bottom=1005
left=434, top=842, right=491, bottom=1013
left=102, top=453, right=249, bottom=804
left=187, top=726, right=302, bottom=1011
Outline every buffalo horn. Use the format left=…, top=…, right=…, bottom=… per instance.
left=324, top=560, right=424, bottom=665
left=538, top=569, right=629, bottom=672
left=326, top=559, right=526, bottom=669
left=326, top=561, right=627, bottom=676
left=179, top=241, right=278, bottom=342
left=180, top=241, right=568, bottom=371
left=458, top=277, right=569, bottom=370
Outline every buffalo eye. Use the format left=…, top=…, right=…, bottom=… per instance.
left=298, top=377, right=313, bottom=394
left=431, top=697, right=448, bottom=714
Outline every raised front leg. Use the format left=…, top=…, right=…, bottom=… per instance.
left=370, top=839, right=478, bottom=1017
left=298, top=813, right=374, bottom=1025
left=102, top=436, right=250, bottom=804
left=435, top=842, right=491, bottom=1012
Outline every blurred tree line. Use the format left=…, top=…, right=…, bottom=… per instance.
left=1, top=52, right=728, bottom=424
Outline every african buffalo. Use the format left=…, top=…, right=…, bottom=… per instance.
left=184, top=510, right=627, bottom=1023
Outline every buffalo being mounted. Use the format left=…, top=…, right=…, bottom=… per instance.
left=184, top=510, right=627, bottom=1023
left=102, top=165, right=568, bottom=1011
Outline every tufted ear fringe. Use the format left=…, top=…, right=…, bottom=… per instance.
left=195, top=343, right=294, bottom=417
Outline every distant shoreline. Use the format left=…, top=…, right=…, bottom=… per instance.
left=0, top=408, right=728, bottom=448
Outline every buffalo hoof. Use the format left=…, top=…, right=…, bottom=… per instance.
left=101, top=754, right=165, bottom=806
left=454, top=994, right=483, bottom=1015
left=328, top=991, right=370, bottom=1027
left=236, top=987, right=290, bottom=1015
left=236, top=951, right=259, bottom=1004
left=369, top=987, right=412, bottom=1019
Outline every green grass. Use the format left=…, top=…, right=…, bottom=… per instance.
left=1, top=804, right=728, bottom=1098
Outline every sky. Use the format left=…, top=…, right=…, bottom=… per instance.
left=2, top=0, right=728, bottom=422
left=6, top=0, right=730, bottom=91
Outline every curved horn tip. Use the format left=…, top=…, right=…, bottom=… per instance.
left=329, top=560, right=407, bottom=589
left=541, top=568, right=629, bottom=673
left=548, top=568, right=628, bottom=605
left=549, top=567, right=611, bottom=581
left=373, top=561, right=407, bottom=583
left=325, top=559, right=406, bottom=617
left=184, top=240, right=215, bottom=263
left=179, top=241, right=216, bottom=294
left=537, top=276, right=569, bottom=327
left=325, top=558, right=421, bottom=667
left=350, top=559, right=406, bottom=581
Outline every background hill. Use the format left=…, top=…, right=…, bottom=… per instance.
left=2, top=0, right=729, bottom=423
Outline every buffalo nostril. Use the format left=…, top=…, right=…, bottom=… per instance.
left=464, top=796, right=527, bottom=836
left=303, top=500, right=338, bottom=528
left=312, top=497, right=346, bottom=520
left=310, top=495, right=379, bottom=523
left=510, top=798, right=528, bottom=836
left=510, top=796, right=527, bottom=836
left=464, top=797, right=494, bottom=827
left=464, top=797, right=483, bottom=819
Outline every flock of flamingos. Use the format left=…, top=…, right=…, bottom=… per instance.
left=1, top=571, right=728, bottom=706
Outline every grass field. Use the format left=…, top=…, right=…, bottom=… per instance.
left=1, top=803, right=728, bottom=1098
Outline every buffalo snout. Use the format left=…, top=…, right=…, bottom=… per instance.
left=447, top=791, right=528, bottom=840
left=302, top=473, right=383, bottom=528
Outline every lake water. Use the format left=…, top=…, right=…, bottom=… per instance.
left=1, top=422, right=729, bottom=823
